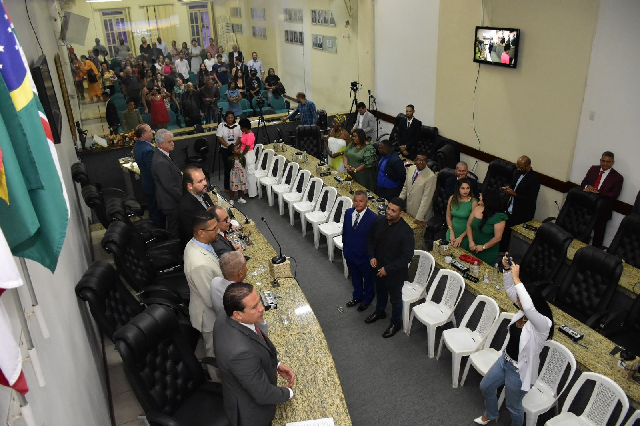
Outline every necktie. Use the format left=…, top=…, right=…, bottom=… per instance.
left=412, top=170, right=419, bottom=184
left=407, top=120, right=410, bottom=129
left=255, top=326, right=266, bottom=342
left=353, top=212, right=361, bottom=230
left=593, top=170, right=605, bottom=190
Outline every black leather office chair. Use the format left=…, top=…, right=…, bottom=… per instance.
left=435, top=143, right=459, bottom=170
left=73, top=162, right=139, bottom=203
left=546, top=187, right=604, bottom=244
left=607, top=213, right=640, bottom=268
left=295, top=125, right=322, bottom=158
left=105, top=197, right=172, bottom=247
left=424, top=168, right=456, bottom=250
left=594, top=295, right=640, bottom=357
left=388, top=113, right=406, bottom=145
left=550, top=245, right=623, bottom=327
left=183, top=137, right=210, bottom=166
left=71, top=162, right=91, bottom=187
left=81, top=184, right=144, bottom=228
left=519, top=222, right=573, bottom=284
left=114, top=305, right=228, bottom=426
left=101, top=221, right=189, bottom=301
left=481, top=159, right=517, bottom=210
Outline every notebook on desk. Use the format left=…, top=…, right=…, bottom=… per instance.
left=286, top=418, right=335, bottom=426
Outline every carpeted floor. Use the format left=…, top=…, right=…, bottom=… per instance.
left=209, top=174, right=525, bottom=426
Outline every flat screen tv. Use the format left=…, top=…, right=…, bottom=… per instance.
left=30, top=55, right=62, bottom=144
left=474, top=26, right=520, bottom=68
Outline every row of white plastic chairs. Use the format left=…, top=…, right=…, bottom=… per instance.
left=253, top=146, right=352, bottom=276
left=404, top=250, right=633, bottom=426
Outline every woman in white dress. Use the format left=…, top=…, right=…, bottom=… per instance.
left=324, top=114, right=349, bottom=172
left=189, top=39, right=203, bottom=73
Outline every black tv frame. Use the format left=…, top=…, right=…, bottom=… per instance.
left=30, top=54, right=63, bottom=144
left=473, top=26, right=520, bottom=69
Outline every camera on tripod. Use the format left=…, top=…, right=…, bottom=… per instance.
left=350, top=81, right=359, bottom=92
left=255, top=95, right=266, bottom=110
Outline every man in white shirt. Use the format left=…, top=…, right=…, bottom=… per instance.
left=247, top=51, right=265, bottom=80
left=351, top=102, right=376, bottom=141
left=183, top=209, right=222, bottom=380
left=175, top=52, right=190, bottom=80
left=156, top=36, right=168, bottom=56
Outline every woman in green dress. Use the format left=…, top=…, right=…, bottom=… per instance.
left=343, top=128, right=377, bottom=191
left=446, top=178, right=477, bottom=250
left=467, top=188, right=508, bottom=265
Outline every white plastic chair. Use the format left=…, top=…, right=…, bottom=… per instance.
left=545, top=372, right=629, bottom=426
left=268, top=162, right=299, bottom=207
left=258, top=154, right=285, bottom=199
left=407, top=269, right=465, bottom=357
left=333, top=235, right=348, bottom=278
left=290, top=177, right=323, bottom=226
left=460, top=312, right=514, bottom=387
left=624, top=410, right=640, bottom=426
left=302, top=186, right=337, bottom=237
left=279, top=169, right=310, bottom=216
left=254, top=144, right=264, bottom=165
left=254, top=148, right=274, bottom=181
left=402, top=250, right=436, bottom=334
left=316, top=196, right=352, bottom=250
left=436, top=295, right=500, bottom=388
left=522, top=340, right=576, bottom=426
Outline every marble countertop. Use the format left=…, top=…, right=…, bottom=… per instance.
left=119, top=156, right=140, bottom=175
left=430, top=242, right=640, bottom=405
left=213, top=193, right=352, bottom=426
left=512, top=220, right=640, bottom=297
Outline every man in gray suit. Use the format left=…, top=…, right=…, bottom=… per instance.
left=351, top=102, right=376, bottom=141
left=214, top=282, right=295, bottom=426
left=183, top=209, right=222, bottom=380
left=151, top=129, right=183, bottom=238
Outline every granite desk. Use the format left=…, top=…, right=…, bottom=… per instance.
left=118, top=156, right=140, bottom=197
left=430, top=243, right=640, bottom=406
left=212, top=192, right=353, bottom=425
left=511, top=219, right=640, bottom=299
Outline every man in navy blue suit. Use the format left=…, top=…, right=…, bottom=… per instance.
left=133, top=124, right=164, bottom=227
left=343, top=190, right=378, bottom=312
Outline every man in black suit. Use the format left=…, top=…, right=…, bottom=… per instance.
left=396, top=104, right=422, bottom=160
left=212, top=205, right=244, bottom=257
left=104, top=91, right=120, bottom=135
left=151, top=129, right=183, bottom=238
left=500, top=155, right=540, bottom=251
left=213, top=282, right=294, bottom=426
left=228, top=44, right=243, bottom=66
left=178, top=165, right=214, bottom=246
left=365, top=197, right=415, bottom=338
left=445, top=161, right=480, bottom=200
left=581, top=151, right=624, bottom=247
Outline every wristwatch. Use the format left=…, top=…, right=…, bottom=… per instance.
left=482, top=245, right=486, bottom=250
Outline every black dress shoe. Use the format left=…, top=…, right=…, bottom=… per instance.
left=365, top=311, right=386, bottom=324
left=346, top=299, right=361, bottom=308
left=357, top=303, right=370, bottom=312
left=382, top=323, right=402, bottom=338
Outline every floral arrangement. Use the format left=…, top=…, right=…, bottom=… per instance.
left=107, top=130, right=137, bottom=148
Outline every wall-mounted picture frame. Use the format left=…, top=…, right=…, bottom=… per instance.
left=311, top=9, right=336, bottom=27
left=285, top=30, right=303, bottom=46
left=285, top=30, right=290, bottom=43
left=232, top=23, right=243, bottom=34
left=251, top=8, right=266, bottom=21
left=230, top=7, right=242, bottom=19
left=252, top=26, right=267, bottom=39
left=284, top=8, right=303, bottom=23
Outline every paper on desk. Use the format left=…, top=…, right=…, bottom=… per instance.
left=93, top=135, right=108, bottom=147
left=286, top=418, right=334, bottom=426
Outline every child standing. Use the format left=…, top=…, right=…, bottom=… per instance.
left=229, top=143, right=247, bottom=205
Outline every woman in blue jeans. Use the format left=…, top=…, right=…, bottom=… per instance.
left=474, top=256, right=553, bottom=426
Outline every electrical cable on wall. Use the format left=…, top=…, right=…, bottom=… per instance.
left=25, top=0, right=43, bottom=55
left=470, top=0, right=486, bottom=174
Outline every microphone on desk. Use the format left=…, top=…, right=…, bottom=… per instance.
left=261, top=217, right=287, bottom=264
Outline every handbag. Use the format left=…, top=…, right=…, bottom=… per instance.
left=87, top=69, right=98, bottom=83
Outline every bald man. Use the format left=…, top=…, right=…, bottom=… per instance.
left=500, top=155, right=540, bottom=251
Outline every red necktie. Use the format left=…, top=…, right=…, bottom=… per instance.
left=255, top=326, right=266, bottom=342
left=593, top=170, right=605, bottom=190
left=412, top=170, right=419, bottom=184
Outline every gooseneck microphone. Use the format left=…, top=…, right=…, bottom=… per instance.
left=261, top=217, right=286, bottom=264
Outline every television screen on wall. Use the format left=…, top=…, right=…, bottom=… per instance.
left=30, top=55, right=62, bottom=144
left=474, top=26, right=520, bottom=68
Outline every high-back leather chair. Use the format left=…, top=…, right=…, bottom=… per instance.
left=435, top=143, right=459, bottom=170
left=519, top=222, right=573, bottom=284
left=607, top=213, right=640, bottom=268
left=481, top=159, right=517, bottom=210
left=82, top=184, right=111, bottom=228
left=553, top=187, right=604, bottom=244
left=105, top=197, right=172, bottom=246
left=71, top=162, right=91, bottom=187
left=424, top=168, right=456, bottom=250
left=295, top=125, right=322, bottom=158
left=551, top=245, right=622, bottom=326
left=114, top=305, right=228, bottom=426
left=389, top=113, right=406, bottom=145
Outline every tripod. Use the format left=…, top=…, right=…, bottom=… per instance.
left=255, top=100, right=272, bottom=146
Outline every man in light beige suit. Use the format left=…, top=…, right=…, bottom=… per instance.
left=183, top=208, right=223, bottom=380
left=399, top=153, right=437, bottom=226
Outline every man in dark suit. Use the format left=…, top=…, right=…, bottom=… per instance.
left=366, top=197, right=415, bottom=338
left=581, top=151, right=624, bottom=247
left=396, top=104, right=422, bottom=160
left=376, top=140, right=406, bottom=201
left=213, top=282, right=294, bottom=426
left=133, top=124, right=164, bottom=227
left=179, top=165, right=214, bottom=246
left=104, top=91, right=120, bottom=135
left=151, top=129, right=183, bottom=238
left=445, top=161, right=480, bottom=200
left=343, top=190, right=378, bottom=312
left=212, top=206, right=244, bottom=257
left=500, top=155, right=540, bottom=251
left=228, top=44, right=243, bottom=66
left=633, top=190, right=640, bottom=215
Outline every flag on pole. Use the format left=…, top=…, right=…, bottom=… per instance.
left=0, top=0, right=69, bottom=273
left=0, top=227, right=28, bottom=396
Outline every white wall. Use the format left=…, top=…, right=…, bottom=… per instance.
left=0, top=1, right=110, bottom=425
left=374, top=0, right=440, bottom=125
left=570, top=0, right=640, bottom=245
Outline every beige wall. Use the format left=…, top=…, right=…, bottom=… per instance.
left=434, top=0, right=599, bottom=181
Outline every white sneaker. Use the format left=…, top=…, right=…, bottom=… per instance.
left=238, top=198, right=247, bottom=204
left=229, top=199, right=235, bottom=206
